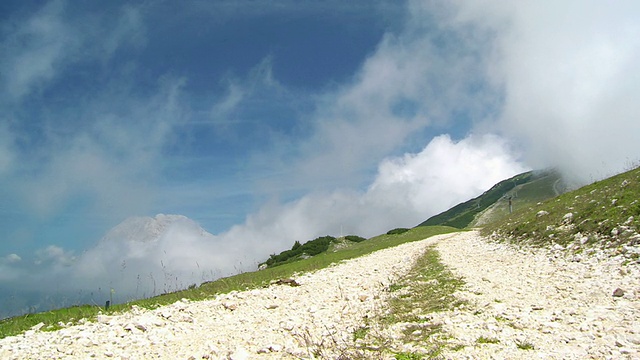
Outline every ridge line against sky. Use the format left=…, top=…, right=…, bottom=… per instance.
left=1, top=0, right=639, bottom=317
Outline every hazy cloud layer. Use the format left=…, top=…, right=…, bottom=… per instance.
left=450, top=0, right=640, bottom=182
left=0, top=1, right=169, bottom=231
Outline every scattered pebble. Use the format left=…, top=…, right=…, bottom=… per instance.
left=436, top=231, right=640, bottom=359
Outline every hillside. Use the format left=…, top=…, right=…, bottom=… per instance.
left=417, top=169, right=564, bottom=229
left=483, top=165, right=640, bottom=251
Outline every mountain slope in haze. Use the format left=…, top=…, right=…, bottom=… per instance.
left=416, top=170, right=565, bottom=229
left=99, top=214, right=203, bottom=244
left=471, top=170, right=566, bottom=227
left=82, top=214, right=219, bottom=294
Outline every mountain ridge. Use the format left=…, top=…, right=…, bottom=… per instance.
left=416, top=169, right=564, bottom=229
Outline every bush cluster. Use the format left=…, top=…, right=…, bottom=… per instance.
left=386, top=228, right=410, bottom=235
left=265, top=236, right=337, bottom=267
left=344, top=235, right=367, bottom=243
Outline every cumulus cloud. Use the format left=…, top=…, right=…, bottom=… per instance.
left=34, top=245, right=75, bottom=266
left=197, top=133, right=524, bottom=275
left=366, top=134, right=527, bottom=222
left=231, top=133, right=520, bottom=254
left=240, top=134, right=525, bottom=251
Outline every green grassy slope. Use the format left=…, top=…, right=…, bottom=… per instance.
left=482, top=166, right=640, bottom=250
left=417, top=170, right=563, bottom=229
left=471, top=170, right=565, bottom=227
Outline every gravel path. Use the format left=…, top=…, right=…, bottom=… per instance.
left=1, top=231, right=639, bottom=359
left=435, top=231, right=640, bottom=359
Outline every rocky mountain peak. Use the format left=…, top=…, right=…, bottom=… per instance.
left=99, top=214, right=198, bottom=244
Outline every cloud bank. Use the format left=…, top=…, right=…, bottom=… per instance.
left=450, top=0, right=640, bottom=182
left=0, top=133, right=524, bottom=317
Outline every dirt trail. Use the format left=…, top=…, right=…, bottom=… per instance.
left=435, top=231, right=640, bottom=359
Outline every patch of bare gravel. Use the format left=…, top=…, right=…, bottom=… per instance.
left=435, top=231, right=640, bottom=359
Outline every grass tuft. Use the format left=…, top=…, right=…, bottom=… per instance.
left=515, top=339, right=535, bottom=350
left=476, top=336, right=500, bottom=344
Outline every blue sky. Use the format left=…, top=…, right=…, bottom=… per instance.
left=0, top=1, right=392, bottom=245
left=1, top=0, right=640, bottom=316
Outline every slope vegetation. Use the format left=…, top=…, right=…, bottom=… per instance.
left=417, top=169, right=563, bottom=229
left=483, top=166, right=640, bottom=252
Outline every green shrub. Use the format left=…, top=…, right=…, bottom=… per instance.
left=345, top=235, right=367, bottom=243
left=301, top=236, right=335, bottom=256
left=387, top=228, right=410, bottom=235
left=264, top=235, right=337, bottom=267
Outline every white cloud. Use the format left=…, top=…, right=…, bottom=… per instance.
left=0, top=0, right=74, bottom=101
left=2, top=253, right=21, bottom=264
left=251, top=2, right=500, bottom=195
left=219, top=133, right=525, bottom=264
left=34, top=245, right=74, bottom=266
left=0, top=1, right=147, bottom=103
left=366, top=134, right=527, bottom=222
left=449, top=0, right=640, bottom=182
